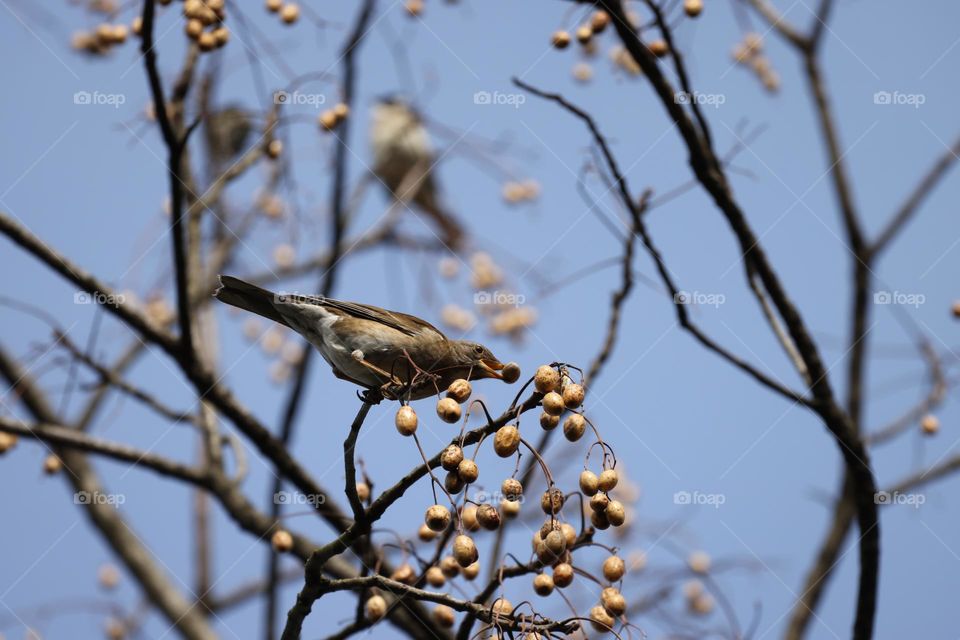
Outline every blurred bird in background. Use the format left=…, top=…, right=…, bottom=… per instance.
left=205, top=105, right=253, bottom=165
left=370, top=97, right=465, bottom=251
left=214, top=275, right=511, bottom=400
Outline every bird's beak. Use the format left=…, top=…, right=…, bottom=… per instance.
left=478, top=358, right=505, bottom=379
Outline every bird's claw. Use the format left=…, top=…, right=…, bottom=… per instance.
left=360, top=388, right=384, bottom=405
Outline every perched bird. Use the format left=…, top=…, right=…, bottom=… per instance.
left=205, top=105, right=253, bottom=165
left=214, top=275, right=506, bottom=400
left=370, top=97, right=465, bottom=251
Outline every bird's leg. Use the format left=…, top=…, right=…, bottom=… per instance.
left=349, top=350, right=404, bottom=399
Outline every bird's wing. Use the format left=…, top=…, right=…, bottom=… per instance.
left=282, top=294, right=447, bottom=340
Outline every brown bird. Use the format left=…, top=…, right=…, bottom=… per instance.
left=214, top=275, right=507, bottom=400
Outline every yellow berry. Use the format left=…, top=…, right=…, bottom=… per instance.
left=648, top=39, right=669, bottom=57
left=433, top=604, right=455, bottom=628
left=602, top=555, right=625, bottom=581
left=551, top=30, right=571, bottom=49
left=542, top=391, right=565, bottom=416
left=436, top=397, right=461, bottom=423
left=453, top=534, right=478, bottom=567
left=598, top=468, right=618, bottom=492
left=395, top=405, right=418, bottom=436
left=425, top=504, right=451, bottom=532
left=271, top=529, right=294, bottom=552
left=43, top=455, right=63, bottom=475
left=562, top=383, right=585, bottom=408
left=446, top=379, right=472, bottom=403
left=576, top=25, right=593, bottom=45
left=563, top=414, right=586, bottom=441
left=921, top=414, right=940, bottom=435
left=533, top=572, right=554, bottom=596
left=684, top=0, right=703, bottom=17
left=534, top=365, right=560, bottom=393
left=590, top=605, right=615, bottom=632
left=591, top=10, right=610, bottom=33
left=365, top=594, right=387, bottom=621
left=579, top=470, right=599, bottom=495
left=493, top=425, right=521, bottom=457
left=280, top=3, right=300, bottom=24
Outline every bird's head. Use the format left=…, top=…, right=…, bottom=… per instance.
left=451, top=340, right=505, bottom=380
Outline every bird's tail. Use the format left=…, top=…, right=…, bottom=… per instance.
left=214, top=275, right=289, bottom=327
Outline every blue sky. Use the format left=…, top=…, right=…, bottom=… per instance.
left=1, top=1, right=959, bottom=638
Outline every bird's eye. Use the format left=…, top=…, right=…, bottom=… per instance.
left=474, top=345, right=484, bottom=355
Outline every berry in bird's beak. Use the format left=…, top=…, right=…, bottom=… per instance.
left=478, top=358, right=505, bottom=379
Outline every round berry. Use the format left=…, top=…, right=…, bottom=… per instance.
left=501, top=361, right=522, bottom=383
left=542, top=391, right=565, bottom=416
left=476, top=503, right=501, bottom=530
left=441, top=445, right=464, bottom=471
left=598, top=468, right=618, bottom=492
left=533, top=572, right=554, bottom=596
left=271, top=529, right=293, bottom=552
left=436, top=397, right=462, bottom=424
left=552, top=562, right=574, bottom=587
left=425, top=504, right=451, bottom=532
left=457, top=459, right=479, bottom=483
left=447, top=379, right=472, bottom=403
left=493, top=425, right=521, bottom=457
left=501, top=478, right=523, bottom=501
left=563, top=414, right=586, bottom=441
left=540, top=412, right=560, bottom=430
left=534, top=365, right=560, bottom=393
left=603, top=555, right=626, bottom=581
left=365, top=594, right=387, bottom=621
left=562, top=383, right=585, bottom=409
left=579, top=470, right=599, bottom=496
left=541, top=488, right=565, bottom=515
left=453, top=534, right=479, bottom=567
left=551, top=30, right=571, bottom=50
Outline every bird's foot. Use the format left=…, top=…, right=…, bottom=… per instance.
left=359, top=388, right=384, bottom=405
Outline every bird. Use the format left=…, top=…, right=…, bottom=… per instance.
left=214, top=275, right=507, bottom=400
left=370, top=97, right=465, bottom=251
left=204, top=105, right=253, bottom=165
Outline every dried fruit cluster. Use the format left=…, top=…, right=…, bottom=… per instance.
left=384, top=363, right=634, bottom=634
